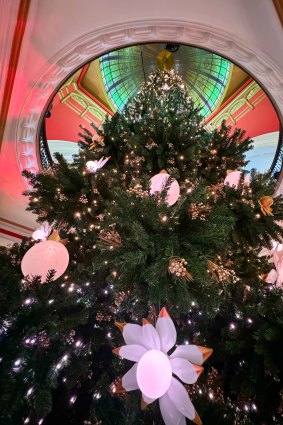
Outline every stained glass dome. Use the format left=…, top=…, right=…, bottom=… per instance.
left=100, top=44, right=232, bottom=117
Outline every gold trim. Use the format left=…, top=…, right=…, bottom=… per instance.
left=0, top=217, right=33, bottom=232
left=273, top=0, right=283, bottom=27
left=208, top=81, right=264, bottom=129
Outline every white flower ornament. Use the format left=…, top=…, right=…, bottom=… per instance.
left=32, top=223, right=51, bottom=241
left=86, top=156, right=110, bottom=173
left=113, top=307, right=213, bottom=425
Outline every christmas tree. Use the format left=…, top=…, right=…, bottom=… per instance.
left=1, top=68, right=283, bottom=425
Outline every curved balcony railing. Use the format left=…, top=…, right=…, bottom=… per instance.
left=39, top=108, right=53, bottom=170
left=269, top=125, right=283, bottom=179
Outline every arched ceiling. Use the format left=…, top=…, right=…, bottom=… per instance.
left=99, top=44, right=232, bottom=117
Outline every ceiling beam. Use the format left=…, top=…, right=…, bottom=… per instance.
left=0, top=0, right=31, bottom=151
left=273, top=0, right=283, bottom=27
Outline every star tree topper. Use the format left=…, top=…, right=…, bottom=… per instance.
left=113, top=307, right=213, bottom=425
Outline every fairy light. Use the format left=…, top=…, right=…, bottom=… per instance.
left=26, top=387, right=33, bottom=397
left=93, top=391, right=101, bottom=399
left=24, top=418, right=30, bottom=424
left=70, top=395, right=77, bottom=404
left=229, top=323, right=236, bottom=330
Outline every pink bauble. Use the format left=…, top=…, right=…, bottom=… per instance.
left=21, top=240, right=69, bottom=281
left=224, top=171, right=241, bottom=188
left=224, top=171, right=250, bottom=189
left=137, top=350, right=172, bottom=399
left=150, top=173, right=180, bottom=206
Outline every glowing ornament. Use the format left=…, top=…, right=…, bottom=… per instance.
left=85, top=156, right=110, bottom=173
left=224, top=170, right=250, bottom=189
left=21, top=240, right=69, bottom=281
left=113, top=307, right=213, bottom=425
left=150, top=171, right=180, bottom=206
left=32, top=223, right=51, bottom=241
left=137, top=350, right=172, bottom=399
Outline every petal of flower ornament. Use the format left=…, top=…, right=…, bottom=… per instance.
left=156, top=307, right=177, bottom=353
left=159, top=392, right=187, bottom=425
left=113, top=344, right=147, bottom=362
left=122, top=363, right=139, bottom=391
left=265, top=269, right=278, bottom=284
left=170, top=357, right=203, bottom=384
left=142, top=320, right=161, bottom=350
left=170, top=345, right=213, bottom=365
left=141, top=393, right=156, bottom=409
left=115, top=322, right=144, bottom=346
left=167, top=377, right=196, bottom=421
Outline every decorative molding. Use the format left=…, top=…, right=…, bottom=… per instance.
left=207, top=80, right=264, bottom=129
left=58, top=81, right=108, bottom=124
left=16, top=19, right=283, bottom=188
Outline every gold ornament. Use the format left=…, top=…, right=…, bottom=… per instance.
left=99, top=225, right=122, bottom=248
left=207, top=260, right=235, bottom=283
left=156, top=50, right=174, bottom=71
left=48, top=230, right=68, bottom=245
left=188, top=203, right=211, bottom=221
left=168, top=257, right=193, bottom=282
left=258, top=196, right=273, bottom=216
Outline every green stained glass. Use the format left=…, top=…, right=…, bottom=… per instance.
left=99, top=44, right=232, bottom=117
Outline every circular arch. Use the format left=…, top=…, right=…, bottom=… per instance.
left=17, top=19, right=283, bottom=185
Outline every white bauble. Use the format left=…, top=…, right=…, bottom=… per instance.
left=150, top=172, right=180, bottom=206
left=21, top=240, right=69, bottom=281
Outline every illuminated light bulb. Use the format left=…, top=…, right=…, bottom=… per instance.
left=24, top=418, right=30, bottom=424
left=255, top=214, right=261, bottom=219
left=70, top=395, right=77, bottom=404
left=38, top=419, right=43, bottom=425
left=14, top=359, right=22, bottom=366
left=48, top=299, right=54, bottom=304
left=94, top=392, right=101, bottom=399
left=161, top=215, right=168, bottom=222
left=26, top=387, right=33, bottom=396
left=208, top=392, right=214, bottom=399
left=24, top=298, right=32, bottom=305
left=62, top=354, right=68, bottom=362
left=229, top=323, right=236, bottom=330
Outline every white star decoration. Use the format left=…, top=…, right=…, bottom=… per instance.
left=113, top=307, right=213, bottom=425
